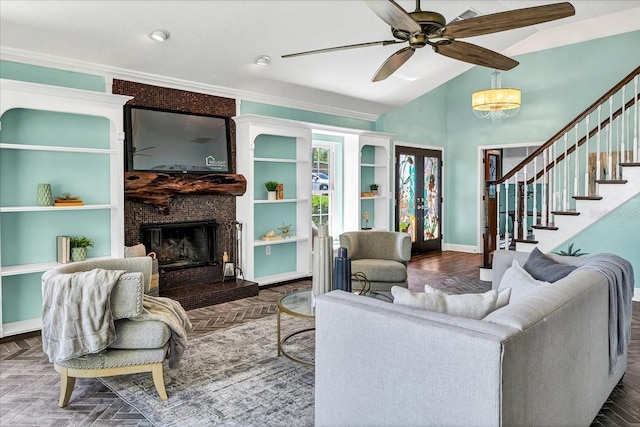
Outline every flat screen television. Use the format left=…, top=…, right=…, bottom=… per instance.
left=124, top=105, right=232, bottom=174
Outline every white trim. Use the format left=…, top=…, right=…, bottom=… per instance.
left=476, top=141, right=543, bottom=252
left=1, top=318, right=41, bottom=338
left=443, top=244, right=478, bottom=253
left=1, top=47, right=379, bottom=122
left=634, top=288, right=640, bottom=302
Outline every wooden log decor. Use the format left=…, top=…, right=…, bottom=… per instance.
left=125, top=172, right=247, bottom=214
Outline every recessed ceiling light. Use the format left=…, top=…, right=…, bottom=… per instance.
left=149, top=29, right=170, bottom=42
left=254, top=55, right=271, bottom=66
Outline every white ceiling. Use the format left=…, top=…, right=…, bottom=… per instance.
left=1, top=1, right=639, bottom=119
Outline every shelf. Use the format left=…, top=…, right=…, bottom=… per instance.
left=254, top=236, right=309, bottom=246
left=0, top=143, right=115, bottom=154
left=360, top=162, right=387, bottom=168
left=254, top=198, right=308, bottom=204
left=1, top=256, right=115, bottom=276
left=360, top=195, right=387, bottom=200
left=254, top=157, right=308, bottom=164
left=0, top=204, right=115, bottom=213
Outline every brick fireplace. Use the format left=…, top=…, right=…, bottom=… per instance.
left=114, top=80, right=258, bottom=310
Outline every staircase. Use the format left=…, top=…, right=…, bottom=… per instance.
left=485, top=66, right=639, bottom=256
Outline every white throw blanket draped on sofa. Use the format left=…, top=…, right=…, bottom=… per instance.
left=578, top=253, right=634, bottom=374
left=41, top=268, right=124, bottom=363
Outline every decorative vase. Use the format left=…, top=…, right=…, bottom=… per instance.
left=36, top=183, right=53, bottom=206
left=312, top=224, right=333, bottom=299
left=333, top=247, right=352, bottom=292
left=71, top=247, right=87, bottom=262
left=267, top=191, right=277, bottom=201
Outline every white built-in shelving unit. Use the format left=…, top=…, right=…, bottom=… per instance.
left=0, top=78, right=131, bottom=337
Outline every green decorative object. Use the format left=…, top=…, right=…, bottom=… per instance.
left=70, top=236, right=94, bottom=262
left=277, top=223, right=293, bottom=239
left=554, top=243, right=588, bottom=257
left=36, top=183, right=53, bottom=206
left=71, top=247, right=87, bottom=262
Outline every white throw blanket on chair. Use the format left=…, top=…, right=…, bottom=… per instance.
left=133, top=294, right=193, bottom=369
left=41, top=268, right=125, bottom=363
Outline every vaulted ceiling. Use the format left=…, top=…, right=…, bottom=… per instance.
left=1, top=1, right=639, bottom=118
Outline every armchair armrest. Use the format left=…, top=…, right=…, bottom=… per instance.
left=110, top=272, right=144, bottom=320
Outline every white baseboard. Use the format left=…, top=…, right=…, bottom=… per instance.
left=442, top=244, right=478, bottom=253
left=634, top=288, right=640, bottom=302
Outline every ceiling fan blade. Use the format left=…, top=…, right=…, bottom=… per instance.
left=365, top=0, right=421, bottom=34
left=372, top=46, right=415, bottom=82
left=442, top=2, right=575, bottom=39
left=434, top=40, right=518, bottom=71
left=282, top=40, right=403, bottom=58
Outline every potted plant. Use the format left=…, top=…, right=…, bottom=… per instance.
left=70, top=236, right=94, bottom=262
left=265, top=181, right=279, bottom=200
left=370, top=183, right=379, bottom=196
left=399, top=221, right=410, bottom=233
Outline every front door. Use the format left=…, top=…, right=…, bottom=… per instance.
left=395, top=146, right=442, bottom=253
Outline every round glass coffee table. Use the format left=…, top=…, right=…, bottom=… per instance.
left=277, top=290, right=315, bottom=367
left=276, top=289, right=392, bottom=367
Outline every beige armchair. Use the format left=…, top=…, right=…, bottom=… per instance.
left=41, top=258, right=173, bottom=407
left=339, top=231, right=412, bottom=293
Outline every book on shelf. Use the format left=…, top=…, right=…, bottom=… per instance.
left=54, top=199, right=84, bottom=206
left=57, top=236, right=70, bottom=263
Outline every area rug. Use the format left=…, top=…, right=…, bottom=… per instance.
left=100, top=315, right=315, bottom=427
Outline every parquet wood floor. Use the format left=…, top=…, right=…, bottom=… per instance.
left=1, top=252, right=638, bottom=426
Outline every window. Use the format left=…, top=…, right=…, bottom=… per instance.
left=311, top=144, right=334, bottom=233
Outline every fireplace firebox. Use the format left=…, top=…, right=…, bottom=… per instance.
left=141, top=221, right=217, bottom=270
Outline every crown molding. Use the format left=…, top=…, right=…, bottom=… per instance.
left=0, top=47, right=379, bottom=123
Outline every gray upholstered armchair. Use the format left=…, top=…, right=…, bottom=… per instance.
left=41, top=257, right=173, bottom=407
left=339, top=231, right=412, bottom=293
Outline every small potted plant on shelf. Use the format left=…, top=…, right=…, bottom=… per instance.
left=370, top=183, right=379, bottom=196
left=265, top=181, right=279, bottom=200
left=70, top=236, right=94, bottom=262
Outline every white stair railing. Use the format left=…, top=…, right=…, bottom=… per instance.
left=487, top=67, right=639, bottom=256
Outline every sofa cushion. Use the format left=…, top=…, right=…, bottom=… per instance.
left=352, top=259, right=407, bottom=282
left=524, top=247, right=577, bottom=283
left=500, top=259, right=551, bottom=302
left=391, top=286, right=499, bottom=320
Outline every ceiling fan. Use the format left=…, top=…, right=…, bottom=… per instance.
left=282, top=0, right=575, bottom=82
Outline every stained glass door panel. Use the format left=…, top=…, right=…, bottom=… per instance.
left=396, top=147, right=442, bottom=253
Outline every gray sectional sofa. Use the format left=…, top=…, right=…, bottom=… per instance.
left=315, top=250, right=630, bottom=426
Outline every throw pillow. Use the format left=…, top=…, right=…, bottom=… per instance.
left=124, top=243, right=147, bottom=258
left=499, top=259, right=550, bottom=302
left=523, top=247, right=577, bottom=283
left=424, top=284, right=511, bottom=310
left=391, top=286, right=499, bottom=320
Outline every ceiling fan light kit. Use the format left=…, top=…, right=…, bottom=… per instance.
left=282, top=1, right=575, bottom=82
left=472, top=70, right=521, bottom=123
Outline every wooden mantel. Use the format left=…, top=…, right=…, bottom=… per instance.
left=124, top=172, right=247, bottom=214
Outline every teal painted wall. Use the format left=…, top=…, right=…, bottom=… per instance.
left=379, top=30, right=640, bottom=287
left=0, top=60, right=106, bottom=91
left=240, top=100, right=375, bottom=131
